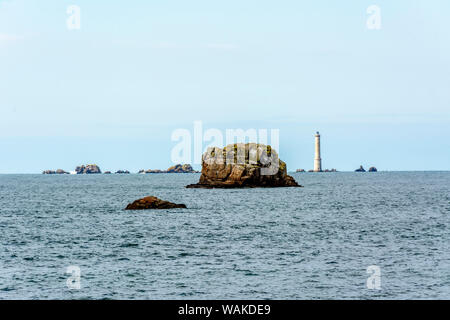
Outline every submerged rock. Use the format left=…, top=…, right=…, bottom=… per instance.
left=368, top=167, right=378, bottom=172
left=75, top=164, right=102, bottom=174
left=355, top=165, right=366, bottom=172
left=125, top=196, right=186, bottom=210
left=186, top=143, right=301, bottom=188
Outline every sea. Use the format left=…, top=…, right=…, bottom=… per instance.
left=0, top=172, right=449, bottom=299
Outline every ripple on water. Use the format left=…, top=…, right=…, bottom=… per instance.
left=0, top=172, right=449, bottom=299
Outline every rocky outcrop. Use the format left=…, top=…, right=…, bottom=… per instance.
left=115, top=170, right=130, bottom=174
left=104, top=171, right=112, bottom=174
left=42, top=169, right=69, bottom=174
left=138, top=169, right=164, bottom=174
left=296, top=169, right=305, bottom=172
left=75, top=164, right=101, bottom=174
left=143, top=169, right=164, bottom=174
left=355, top=165, right=366, bottom=172
left=167, top=164, right=196, bottom=173
left=186, top=143, right=301, bottom=188
left=368, top=167, right=378, bottom=172
left=125, top=196, right=186, bottom=210
left=138, top=164, right=197, bottom=174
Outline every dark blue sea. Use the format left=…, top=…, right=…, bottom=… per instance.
left=0, top=172, right=449, bottom=299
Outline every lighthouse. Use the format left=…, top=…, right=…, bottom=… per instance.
left=314, top=131, right=322, bottom=172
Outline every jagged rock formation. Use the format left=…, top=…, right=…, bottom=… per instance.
left=115, top=170, right=130, bottom=174
left=125, top=196, right=186, bottom=210
left=186, top=143, right=301, bottom=188
left=368, top=167, right=378, bottom=172
left=42, top=169, right=69, bottom=174
left=75, top=164, right=101, bottom=174
left=355, top=165, right=366, bottom=172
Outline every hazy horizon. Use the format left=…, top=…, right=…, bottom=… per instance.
left=1, top=0, right=449, bottom=173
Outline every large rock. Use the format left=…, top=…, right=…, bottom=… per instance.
left=125, top=196, right=186, bottom=210
left=75, top=164, right=102, bottom=174
left=368, top=167, right=377, bottom=172
left=186, top=143, right=301, bottom=188
left=355, top=165, right=366, bottom=172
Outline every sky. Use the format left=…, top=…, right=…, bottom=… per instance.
left=0, top=0, right=449, bottom=173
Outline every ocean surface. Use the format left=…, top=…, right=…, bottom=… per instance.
left=0, top=172, right=449, bottom=300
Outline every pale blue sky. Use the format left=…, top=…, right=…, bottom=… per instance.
left=0, top=0, right=449, bottom=173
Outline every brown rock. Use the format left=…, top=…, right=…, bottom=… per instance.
left=186, top=143, right=301, bottom=188
left=166, top=164, right=196, bottom=173
left=125, top=196, right=187, bottom=210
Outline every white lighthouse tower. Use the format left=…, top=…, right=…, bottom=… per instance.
left=314, top=131, right=322, bottom=172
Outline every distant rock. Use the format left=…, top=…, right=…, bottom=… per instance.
left=75, top=164, right=101, bottom=174
left=125, top=196, right=186, bottom=210
left=42, top=169, right=69, bottom=175
left=296, top=169, right=305, bottom=172
left=186, top=143, right=301, bottom=188
left=308, top=169, right=314, bottom=172
left=368, top=167, right=378, bottom=172
left=104, top=171, right=112, bottom=174
left=166, top=164, right=196, bottom=173
left=146, top=169, right=164, bottom=173
left=138, top=169, right=164, bottom=174
left=115, top=170, right=130, bottom=174
left=355, top=165, right=366, bottom=172
left=138, top=164, right=197, bottom=174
